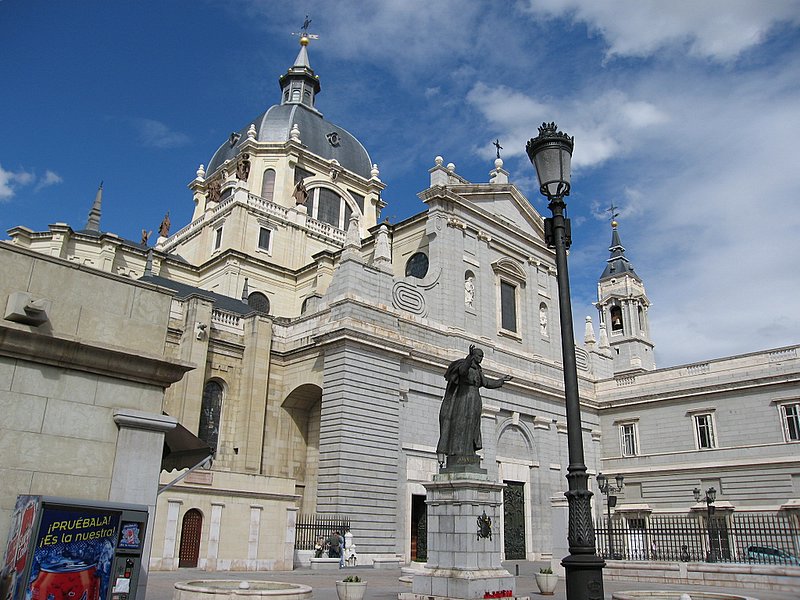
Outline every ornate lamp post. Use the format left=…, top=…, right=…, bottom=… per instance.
left=596, top=473, right=624, bottom=559
left=694, top=486, right=717, bottom=562
left=527, top=123, right=604, bottom=599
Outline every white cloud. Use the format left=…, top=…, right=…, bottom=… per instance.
left=525, top=0, right=800, bottom=61
left=34, top=170, right=64, bottom=192
left=0, top=164, right=34, bottom=201
left=134, top=118, right=190, bottom=149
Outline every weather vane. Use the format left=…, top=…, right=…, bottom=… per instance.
left=493, top=138, right=503, bottom=159
left=293, top=15, right=319, bottom=43
left=607, top=202, right=620, bottom=226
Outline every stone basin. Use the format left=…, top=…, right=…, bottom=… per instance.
left=174, top=580, right=313, bottom=600
left=612, top=592, right=760, bottom=600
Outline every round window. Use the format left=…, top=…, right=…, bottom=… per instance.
left=405, top=252, right=429, bottom=279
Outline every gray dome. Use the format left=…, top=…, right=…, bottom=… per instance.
left=207, top=103, right=372, bottom=179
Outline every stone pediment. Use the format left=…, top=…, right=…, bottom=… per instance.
left=421, top=183, right=546, bottom=247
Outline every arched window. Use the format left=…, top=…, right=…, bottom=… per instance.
left=317, top=188, right=342, bottom=227
left=261, top=169, right=275, bottom=201
left=199, top=381, right=223, bottom=451
left=638, top=305, right=645, bottom=332
left=248, top=292, right=270, bottom=314
left=610, top=305, right=624, bottom=333
left=405, top=252, right=429, bottom=279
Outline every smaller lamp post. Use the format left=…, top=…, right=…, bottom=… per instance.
left=596, top=473, right=624, bottom=559
left=693, top=487, right=717, bottom=562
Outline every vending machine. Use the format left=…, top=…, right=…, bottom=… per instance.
left=1, top=496, right=148, bottom=600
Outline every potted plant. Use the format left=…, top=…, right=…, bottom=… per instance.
left=534, top=568, right=558, bottom=595
left=336, top=575, right=367, bottom=600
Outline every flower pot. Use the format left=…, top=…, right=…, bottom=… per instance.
left=336, top=581, right=367, bottom=600
left=534, top=573, right=558, bottom=595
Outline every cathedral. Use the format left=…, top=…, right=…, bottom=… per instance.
left=2, top=33, right=798, bottom=579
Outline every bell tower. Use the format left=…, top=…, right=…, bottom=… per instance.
left=595, top=217, right=655, bottom=373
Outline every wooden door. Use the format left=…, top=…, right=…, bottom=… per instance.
left=179, top=509, right=202, bottom=568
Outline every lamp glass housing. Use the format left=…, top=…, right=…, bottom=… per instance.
left=693, top=487, right=701, bottom=502
left=615, top=474, right=624, bottom=489
left=531, top=142, right=572, bottom=198
left=708, top=487, right=717, bottom=503
left=596, top=473, right=607, bottom=491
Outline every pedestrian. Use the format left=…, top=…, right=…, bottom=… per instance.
left=338, top=530, right=346, bottom=568
left=326, top=530, right=341, bottom=560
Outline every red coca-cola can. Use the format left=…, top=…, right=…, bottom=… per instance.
left=30, top=564, right=98, bottom=600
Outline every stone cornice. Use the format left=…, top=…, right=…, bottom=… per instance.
left=0, top=324, right=194, bottom=387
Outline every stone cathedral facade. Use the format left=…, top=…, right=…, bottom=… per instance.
left=4, top=38, right=799, bottom=572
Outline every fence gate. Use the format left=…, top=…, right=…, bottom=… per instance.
left=503, top=481, right=526, bottom=560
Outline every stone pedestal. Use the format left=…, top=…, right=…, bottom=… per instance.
left=402, top=471, right=526, bottom=600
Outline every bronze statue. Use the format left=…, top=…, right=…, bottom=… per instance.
left=158, top=212, right=171, bottom=237
left=437, top=345, right=512, bottom=466
left=293, top=179, right=308, bottom=205
left=236, top=154, right=251, bottom=181
left=206, top=178, right=221, bottom=203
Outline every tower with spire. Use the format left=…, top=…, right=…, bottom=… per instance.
left=595, top=215, right=655, bottom=373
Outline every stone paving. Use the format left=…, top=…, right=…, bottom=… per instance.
left=144, top=561, right=799, bottom=600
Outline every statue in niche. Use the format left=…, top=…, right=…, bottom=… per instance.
left=464, top=276, right=475, bottom=308
left=158, top=212, right=171, bottom=237
left=206, top=178, right=221, bottom=203
left=293, top=179, right=309, bottom=205
left=539, top=305, right=548, bottom=336
left=436, top=345, right=512, bottom=468
left=236, top=153, right=251, bottom=181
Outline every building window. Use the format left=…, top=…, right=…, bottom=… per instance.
left=199, top=381, right=223, bottom=451
left=261, top=169, right=275, bottom=201
left=610, top=305, right=624, bottom=334
left=258, top=227, right=272, bottom=252
left=405, top=252, right=429, bottom=279
left=781, top=403, right=800, bottom=442
left=213, top=226, right=223, bottom=250
left=500, top=281, right=517, bottom=333
left=306, top=187, right=353, bottom=230
left=619, top=422, right=638, bottom=456
left=248, top=292, right=270, bottom=314
left=694, top=413, right=716, bottom=449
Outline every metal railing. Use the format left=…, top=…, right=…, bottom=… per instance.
left=594, top=512, right=799, bottom=565
left=294, top=514, right=351, bottom=550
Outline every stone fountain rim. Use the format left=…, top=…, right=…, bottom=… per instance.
left=175, top=580, right=313, bottom=596
left=612, top=592, right=760, bottom=600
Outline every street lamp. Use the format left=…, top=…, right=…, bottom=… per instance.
left=527, top=123, right=605, bottom=599
left=596, top=473, right=624, bottom=559
left=693, top=486, right=717, bottom=562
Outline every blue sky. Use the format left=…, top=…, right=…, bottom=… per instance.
left=2, top=1, right=799, bottom=368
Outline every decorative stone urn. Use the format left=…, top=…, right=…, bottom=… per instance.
left=535, top=571, right=558, bottom=595
left=335, top=579, right=367, bottom=600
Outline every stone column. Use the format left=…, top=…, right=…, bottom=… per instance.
left=161, top=499, right=183, bottom=570
left=206, top=502, right=225, bottom=570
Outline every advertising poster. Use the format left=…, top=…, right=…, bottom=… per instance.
left=1, top=496, right=40, bottom=600
left=27, top=506, right=120, bottom=600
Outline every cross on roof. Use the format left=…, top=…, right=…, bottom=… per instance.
left=493, top=139, right=503, bottom=159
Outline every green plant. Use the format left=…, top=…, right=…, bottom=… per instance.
left=539, top=568, right=553, bottom=575
left=342, top=576, right=361, bottom=583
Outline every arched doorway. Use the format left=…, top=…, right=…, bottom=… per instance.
left=179, top=509, right=203, bottom=567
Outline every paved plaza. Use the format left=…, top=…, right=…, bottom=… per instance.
left=145, top=561, right=799, bottom=600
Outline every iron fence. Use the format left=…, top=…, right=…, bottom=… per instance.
left=594, top=512, right=799, bottom=565
left=294, top=514, right=350, bottom=550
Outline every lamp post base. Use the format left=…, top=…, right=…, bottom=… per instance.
left=562, top=553, right=605, bottom=600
